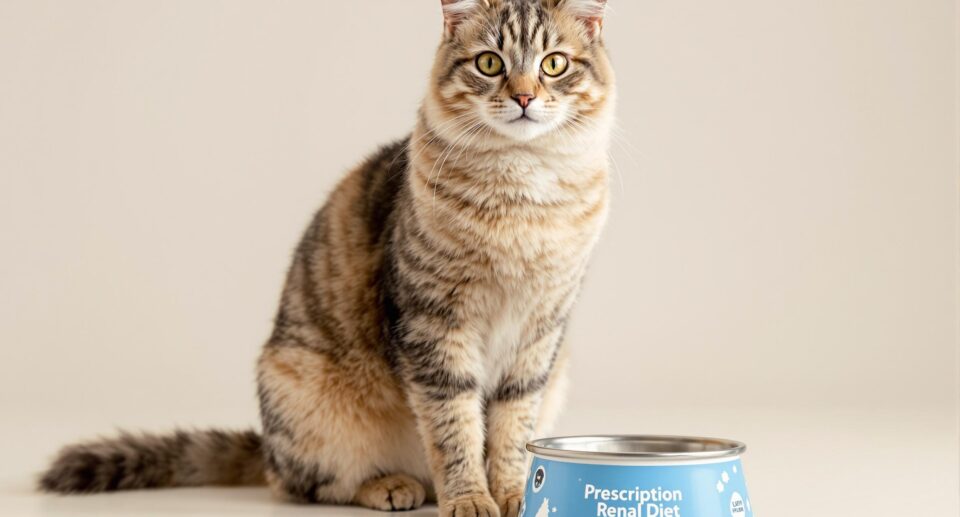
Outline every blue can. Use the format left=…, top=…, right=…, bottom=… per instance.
left=522, top=435, right=752, bottom=517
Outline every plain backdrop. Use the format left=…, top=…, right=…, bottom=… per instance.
left=0, top=1, right=957, bottom=516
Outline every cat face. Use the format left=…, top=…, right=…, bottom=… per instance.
left=429, top=0, right=614, bottom=144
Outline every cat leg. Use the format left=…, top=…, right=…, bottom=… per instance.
left=533, top=344, right=570, bottom=438
left=257, top=343, right=428, bottom=507
left=401, top=337, right=499, bottom=517
left=354, top=473, right=427, bottom=511
left=486, top=329, right=564, bottom=517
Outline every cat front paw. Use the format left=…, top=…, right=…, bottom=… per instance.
left=440, top=492, right=500, bottom=517
left=494, top=491, right=524, bottom=517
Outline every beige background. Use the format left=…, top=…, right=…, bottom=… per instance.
left=1, top=1, right=957, bottom=516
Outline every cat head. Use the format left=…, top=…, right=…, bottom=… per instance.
left=426, top=0, right=615, bottom=145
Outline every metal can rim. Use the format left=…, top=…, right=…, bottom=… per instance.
left=526, top=434, right=746, bottom=462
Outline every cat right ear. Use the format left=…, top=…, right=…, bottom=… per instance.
left=441, top=0, right=483, bottom=36
left=556, top=0, right=607, bottom=38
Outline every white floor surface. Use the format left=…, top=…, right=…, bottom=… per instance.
left=1, top=405, right=956, bottom=516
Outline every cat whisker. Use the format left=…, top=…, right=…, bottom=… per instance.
left=428, top=120, right=484, bottom=212
left=563, top=115, right=626, bottom=196
left=387, top=111, right=481, bottom=178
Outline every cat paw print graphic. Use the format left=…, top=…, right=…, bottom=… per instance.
left=715, top=465, right=751, bottom=516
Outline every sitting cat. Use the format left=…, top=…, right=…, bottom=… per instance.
left=39, top=1, right=615, bottom=516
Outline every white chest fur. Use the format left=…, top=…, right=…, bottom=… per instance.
left=477, top=285, right=536, bottom=395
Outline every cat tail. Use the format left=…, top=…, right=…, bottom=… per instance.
left=38, top=428, right=265, bottom=493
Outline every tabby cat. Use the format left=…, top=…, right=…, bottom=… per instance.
left=39, top=1, right=616, bottom=515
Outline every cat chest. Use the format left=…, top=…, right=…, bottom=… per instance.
left=473, top=194, right=608, bottom=265
left=475, top=282, right=554, bottom=395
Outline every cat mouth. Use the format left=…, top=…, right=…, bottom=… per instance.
left=511, top=114, right=538, bottom=123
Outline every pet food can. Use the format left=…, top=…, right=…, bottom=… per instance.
left=522, top=435, right=752, bottom=517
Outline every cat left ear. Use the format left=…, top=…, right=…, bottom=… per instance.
left=558, top=0, right=607, bottom=38
left=441, top=0, right=483, bottom=36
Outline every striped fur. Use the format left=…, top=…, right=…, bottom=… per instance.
left=39, top=430, right=264, bottom=493
left=39, top=2, right=614, bottom=515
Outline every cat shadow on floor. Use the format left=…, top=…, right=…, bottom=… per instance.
left=30, top=486, right=439, bottom=516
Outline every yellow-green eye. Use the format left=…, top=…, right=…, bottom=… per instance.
left=541, top=53, right=569, bottom=77
left=475, top=52, right=504, bottom=76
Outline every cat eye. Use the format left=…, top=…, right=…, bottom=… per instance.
left=541, top=53, right=569, bottom=77
left=475, top=52, right=504, bottom=76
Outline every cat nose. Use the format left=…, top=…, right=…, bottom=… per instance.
left=512, top=93, right=536, bottom=109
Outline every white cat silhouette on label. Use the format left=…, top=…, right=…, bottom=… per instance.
left=535, top=497, right=551, bottom=517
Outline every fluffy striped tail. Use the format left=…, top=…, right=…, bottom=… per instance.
left=38, top=429, right=265, bottom=494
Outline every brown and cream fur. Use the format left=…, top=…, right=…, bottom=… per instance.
left=39, top=1, right=615, bottom=515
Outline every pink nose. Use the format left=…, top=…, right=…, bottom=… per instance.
left=512, top=93, right=535, bottom=109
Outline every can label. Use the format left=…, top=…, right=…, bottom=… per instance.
left=521, top=457, right=752, bottom=517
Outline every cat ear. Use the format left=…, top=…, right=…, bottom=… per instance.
left=557, top=0, right=607, bottom=37
left=441, top=0, right=484, bottom=36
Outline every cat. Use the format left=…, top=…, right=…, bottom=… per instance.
left=38, top=1, right=615, bottom=516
